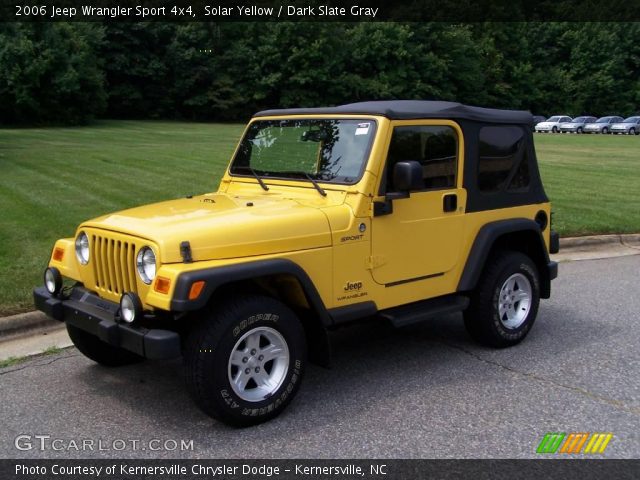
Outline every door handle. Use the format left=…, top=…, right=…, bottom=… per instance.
left=443, top=193, right=457, bottom=212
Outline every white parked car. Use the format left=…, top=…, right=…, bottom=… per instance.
left=535, top=115, right=572, bottom=133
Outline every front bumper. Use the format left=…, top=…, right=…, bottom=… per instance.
left=33, top=286, right=180, bottom=360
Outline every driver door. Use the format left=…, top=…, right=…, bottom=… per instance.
left=370, top=121, right=466, bottom=293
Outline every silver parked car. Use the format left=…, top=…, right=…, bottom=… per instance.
left=559, top=116, right=596, bottom=134
left=583, top=116, right=624, bottom=134
left=535, top=115, right=572, bottom=133
left=610, top=116, right=640, bottom=135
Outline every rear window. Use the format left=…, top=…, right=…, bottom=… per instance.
left=478, top=126, right=530, bottom=193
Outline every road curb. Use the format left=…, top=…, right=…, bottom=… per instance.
left=560, top=233, right=640, bottom=248
left=2, top=233, right=639, bottom=345
left=0, top=311, right=60, bottom=340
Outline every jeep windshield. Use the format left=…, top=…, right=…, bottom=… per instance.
left=229, top=119, right=377, bottom=185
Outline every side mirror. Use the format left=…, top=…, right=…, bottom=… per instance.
left=393, top=161, right=423, bottom=192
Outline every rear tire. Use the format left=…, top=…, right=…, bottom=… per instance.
left=464, top=251, right=540, bottom=348
left=184, top=295, right=306, bottom=427
left=67, top=324, right=144, bottom=367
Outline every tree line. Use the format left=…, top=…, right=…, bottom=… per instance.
left=1, top=22, right=638, bottom=125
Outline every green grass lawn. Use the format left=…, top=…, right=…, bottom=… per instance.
left=0, top=122, right=638, bottom=315
left=535, top=133, right=640, bottom=236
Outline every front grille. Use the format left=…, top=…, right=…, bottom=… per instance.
left=90, top=234, right=138, bottom=295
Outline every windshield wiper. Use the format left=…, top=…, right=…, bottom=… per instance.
left=237, top=166, right=269, bottom=191
left=284, top=171, right=327, bottom=197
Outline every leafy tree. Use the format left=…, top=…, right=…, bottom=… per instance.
left=1, top=21, right=638, bottom=124
left=0, top=23, right=105, bottom=124
left=99, top=23, right=176, bottom=118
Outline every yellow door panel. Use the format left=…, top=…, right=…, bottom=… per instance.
left=371, top=189, right=465, bottom=285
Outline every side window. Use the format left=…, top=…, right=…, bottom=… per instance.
left=478, top=126, right=530, bottom=192
left=386, top=125, right=457, bottom=192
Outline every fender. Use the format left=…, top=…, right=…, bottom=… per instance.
left=458, top=218, right=555, bottom=297
left=171, top=258, right=328, bottom=318
left=171, top=258, right=332, bottom=367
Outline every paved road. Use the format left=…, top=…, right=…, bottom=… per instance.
left=1, top=256, right=638, bottom=459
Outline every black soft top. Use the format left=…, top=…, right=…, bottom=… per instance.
left=255, top=100, right=533, bottom=125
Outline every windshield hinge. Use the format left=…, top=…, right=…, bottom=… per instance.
left=180, top=241, right=193, bottom=263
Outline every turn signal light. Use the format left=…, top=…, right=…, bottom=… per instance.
left=52, top=247, right=65, bottom=261
left=189, top=280, right=206, bottom=300
left=154, top=276, right=171, bottom=294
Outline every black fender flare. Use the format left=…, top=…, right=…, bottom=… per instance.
left=457, top=218, right=554, bottom=297
left=171, top=258, right=332, bottom=366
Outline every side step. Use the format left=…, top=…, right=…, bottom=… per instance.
left=379, top=294, right=469, bottom=328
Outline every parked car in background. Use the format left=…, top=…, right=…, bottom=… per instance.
left=583, top=116, right=624, bottom=134
left=559, top=116, right=596, bottom=134
left=611, top=116, right=640, bottom=135
left=535, top=115, right=572, bottom=133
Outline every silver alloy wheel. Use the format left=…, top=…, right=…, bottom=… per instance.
left=228, top=326, right=290, bottom=402
left=498, top=273, right=532, bottom=329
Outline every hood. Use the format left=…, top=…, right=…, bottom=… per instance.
left=80, top=193, right=333, bottom=263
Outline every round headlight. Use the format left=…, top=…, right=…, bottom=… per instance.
left=136, top=247, right=156, bottom=284
left=75, top=232, right=90, bottom=265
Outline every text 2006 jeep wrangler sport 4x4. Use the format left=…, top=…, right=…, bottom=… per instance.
left=35, top=101, right=559, bottom=426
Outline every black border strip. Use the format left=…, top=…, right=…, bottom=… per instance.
left=3, top=459, right=639, bottom=480
left=3, top=0, right=640, bottom=22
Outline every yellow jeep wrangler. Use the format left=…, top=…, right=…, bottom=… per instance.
left=34, top=101, right=559, bottom=426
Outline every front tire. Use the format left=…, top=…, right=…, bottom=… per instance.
left=464, top=251, right=540, bottom=348
left=184, top=295, right=306, bottom=427
left=629, top=128, right=636, bottom=135
left=66, top=324, right=144, bottom=367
